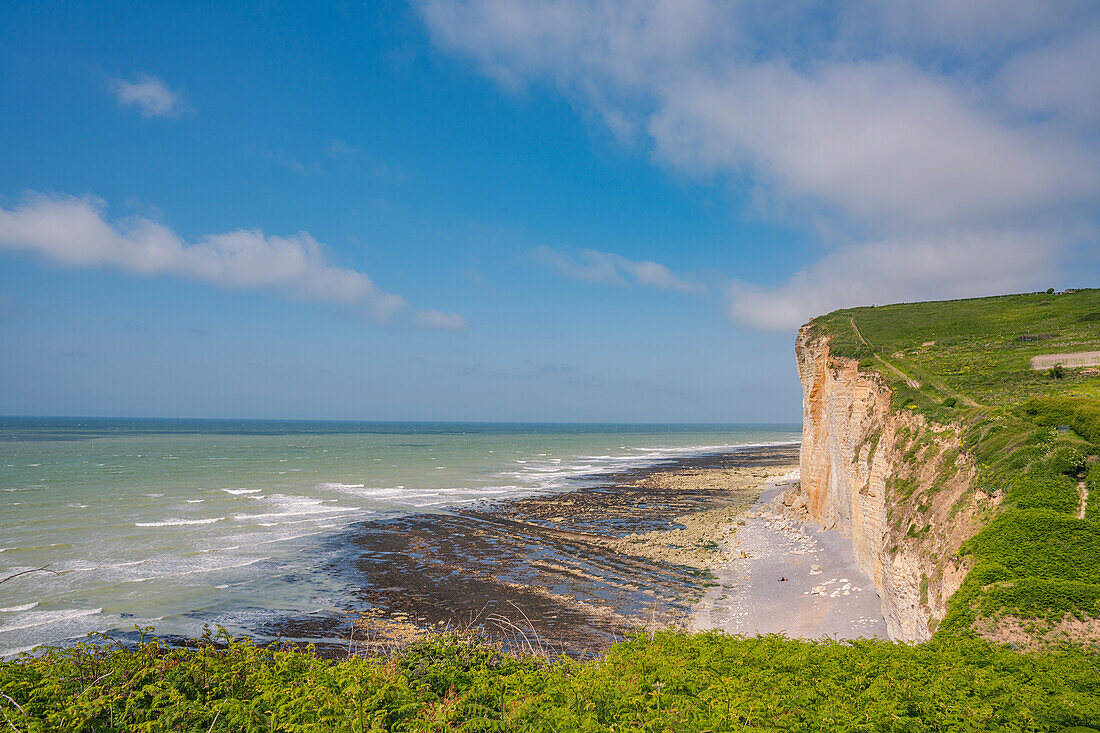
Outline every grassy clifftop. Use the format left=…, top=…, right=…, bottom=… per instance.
left=809, top=289, right=1100, bottom=645
left=810, top=289, right=1100, bottom=409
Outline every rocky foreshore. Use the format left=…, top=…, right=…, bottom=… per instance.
left=267, top=444, right=800, bottom=656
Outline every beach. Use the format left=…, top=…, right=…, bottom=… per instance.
left=268, top=442, right=889, bottom=656
left=267, top=445, right=803, bottom=656
left=690, top=480, right=888, bottom=639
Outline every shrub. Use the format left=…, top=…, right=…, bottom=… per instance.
left=3, top=630, right=1100, bottom=732
left=1021, top=396, right=1100, bottom=443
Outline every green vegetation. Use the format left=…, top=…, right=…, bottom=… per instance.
left=4, top=290, right=1099, bottom=730
left=1021, top=395, right=1100, bottom=443
left=1088, top=463, right=1100, bottom=523
left=2, top=629, right=1099, bottom=731
left=812, top=289, right=1100, bottom=635
left=809, top=290, right=1100, bottom=408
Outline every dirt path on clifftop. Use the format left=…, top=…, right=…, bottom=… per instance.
left=849, top=316, right=978, bottom=407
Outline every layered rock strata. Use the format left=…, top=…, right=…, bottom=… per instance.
left=783, top=324, right=989, bottom=641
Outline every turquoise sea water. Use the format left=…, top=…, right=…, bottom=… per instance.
left=0, top=419, right=799, bottom=656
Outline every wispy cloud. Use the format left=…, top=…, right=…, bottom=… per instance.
left=418, top=0, right=1100, bottom=329
left=263, top=150, right=323, bottom=176
left=326, top=138, right=361, bottom=158
left=535, top=246, right=706, bottom=294
left=259, top=140, right=407, bottom=183
left=0, top=192, right=465, bottom=326
left=108, top=74, right=183, bottom=118
left=414, top=309, right=468, bottom=330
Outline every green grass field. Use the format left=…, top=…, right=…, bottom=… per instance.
left=3, top=290, right=1099, bottom=731
left=811, top=289, right=1100, bottom=409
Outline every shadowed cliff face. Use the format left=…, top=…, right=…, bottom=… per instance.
left=787, top=325, right=988, bottom=641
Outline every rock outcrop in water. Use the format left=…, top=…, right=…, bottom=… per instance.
left=782, top=324, right=993, bottom=641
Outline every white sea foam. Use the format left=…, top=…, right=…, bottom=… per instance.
left=222, top=488, right=262, bottom=495
left=0, top=607, right=102, bottom=633
left=0, top=603, right=38, bottom=613
left=185, top=499, right=204, bottom=503
left=135, top=517, right=225, bottom=527
left=233, top=494, right=359, bottom=523
left=84, top=558, right=150, bottom=571
left=319, top=483, right=412, bottom=501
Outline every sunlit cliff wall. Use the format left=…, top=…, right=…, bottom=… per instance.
left=785, top=324, right=990, bottom=641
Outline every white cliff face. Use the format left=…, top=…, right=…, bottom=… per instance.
left=789, top=325, right=987, bottom=641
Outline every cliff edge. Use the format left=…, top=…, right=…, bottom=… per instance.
left=785, top=324, right=991, bottom=641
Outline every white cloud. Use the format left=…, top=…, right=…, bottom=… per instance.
left=0, top=192, right=418, bottom=322
left=1001, top=31, right=1100, bottom=126
left=535, top=246, right=705, bottom=294
left=728, top=230, right=1067, bottom=331
left=326, top=139, right=361, bottom=158
left=414, top=309, right=468, bottom=330
left=108, top=74, right=183, bottom=118
left=417, top=0, right=1100, bottom=329
left=264, top=150, right=323, bottom=176
left=649, top=61, right=1098, bottom=230
left=836, top=0, right=1092, bottom=55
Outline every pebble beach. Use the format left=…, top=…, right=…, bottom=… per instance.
left=691, top=478, right=888, bottom=639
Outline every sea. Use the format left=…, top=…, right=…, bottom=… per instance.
left=0, top=418, right=800, bottom=657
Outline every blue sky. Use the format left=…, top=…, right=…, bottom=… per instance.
left=1, top=1, right=1098, bottom=421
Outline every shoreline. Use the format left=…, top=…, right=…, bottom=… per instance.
left=265, top=441, right=891, bottom=655
left=9, top=441, right=885, bottom=658
left=266, top=444, right=802, bottom=657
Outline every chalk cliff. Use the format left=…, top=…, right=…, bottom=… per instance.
left=784, top=324, right=991, bottom=641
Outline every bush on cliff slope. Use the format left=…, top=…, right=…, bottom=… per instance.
left=2, top=629, right=1098, bottom=732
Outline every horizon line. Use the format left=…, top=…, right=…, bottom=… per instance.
left=0, top=414, right=803, bottom=427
